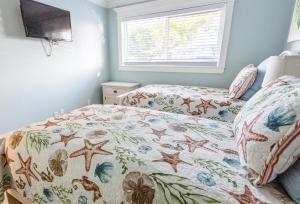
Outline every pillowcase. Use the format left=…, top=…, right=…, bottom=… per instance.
left=279, top=159, right=300, bottom=204
left=241, top=59, right=268, bottom=101
left=229, top=64, right=257, bottom=99
left=233, top=75, right=300, bottom=186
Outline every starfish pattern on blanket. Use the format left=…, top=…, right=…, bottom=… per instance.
left=225, top=185, right=269, bottom=204
left=15, top=153, right=39, bottom=186
left=38, top=121, right=60, bottom=129
left=70, top=139, right=113, bottom=172
left=196, top=99, right=217, bottom=114
left=174, top=135, right=216, bottom=153
left=116, top=107, right=130, bottom=114
left=118, top=84, right=246, bottom=123
left=3, top=101, right=297, bottom=203
left=237, top=112, right=268, bottom=162
left=181, top=98, right=194, bottom=111
left=51, top=132, right=80, bottom=147
left=132, top=92, right=147, bottom=103
left=152, top=151, right=192, bottom=172
left=72, top=113, right=94, bottom=121
left=148, top=129, right=168, bottom=141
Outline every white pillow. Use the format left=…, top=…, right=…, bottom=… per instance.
left=229, top=64, right=257, bottom=99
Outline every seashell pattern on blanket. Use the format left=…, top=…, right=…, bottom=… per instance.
left=265, top=106, right=296, bottom=132
left=0, top=104, right=294, bottom=204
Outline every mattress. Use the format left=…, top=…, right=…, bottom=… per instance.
left=0, top=105, right=294, bottom=204
left=117, top=84, right=246, bottom=123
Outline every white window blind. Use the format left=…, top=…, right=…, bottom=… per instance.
left=123, top=9, right=222, bottom=65
left=117, top=0, right=234, bottom=73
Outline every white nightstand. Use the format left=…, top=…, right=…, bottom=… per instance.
left=101, top=82, right=140, bottom=105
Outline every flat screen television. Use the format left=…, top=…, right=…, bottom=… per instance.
left=20, top=0, right=72, bottom=42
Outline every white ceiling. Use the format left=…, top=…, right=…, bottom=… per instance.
left=89, top=0, right=153, bottom=8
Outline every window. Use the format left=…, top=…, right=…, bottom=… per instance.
left=116, top=0, right=234, bottom=73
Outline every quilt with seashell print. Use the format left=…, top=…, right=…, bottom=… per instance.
left=0, top=105, right=295, bottom=204
left=117, top=85, right=246, bottom=123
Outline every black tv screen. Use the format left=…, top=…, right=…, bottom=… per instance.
left=20, top=0, right=72, bottom=41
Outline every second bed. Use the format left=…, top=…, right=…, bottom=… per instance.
left=118, top=84, right=246, bottom=123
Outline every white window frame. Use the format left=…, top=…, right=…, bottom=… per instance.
left=115, top=0, right=235, bottom=74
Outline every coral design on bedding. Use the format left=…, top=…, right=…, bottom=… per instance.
left=118, top=85, right=246, bottom=123
left=0, top=105, right=294, bottom=203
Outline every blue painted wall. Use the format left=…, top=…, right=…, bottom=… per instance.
left=0, top=0, right=109, bottom=133
left=108, top=0, right=295, bottom=88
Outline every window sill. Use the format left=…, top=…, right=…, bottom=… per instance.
left=119, top=65, right=225, bottom=74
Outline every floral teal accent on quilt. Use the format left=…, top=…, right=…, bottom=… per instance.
left=197, top=172, right=216, bottom=187
left=223, top=157, right=242, bottom=170
left=43, top=188, right=54, bottom=201
left=78, top=195, right=88, bottom=204
left=138, top=145, right=152, bottom=154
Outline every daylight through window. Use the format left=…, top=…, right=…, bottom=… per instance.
left=117, top=1, right=234, bottom=73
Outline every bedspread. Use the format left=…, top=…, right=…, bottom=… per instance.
left=0, top=105, right=294, bottom=204
left=117, top=85, right=246, bottom=123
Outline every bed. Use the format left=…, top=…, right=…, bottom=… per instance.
left=117, top=85, right=246, bottom=123
left=0, top=105, right=293, bottom=204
